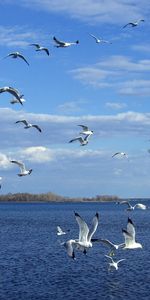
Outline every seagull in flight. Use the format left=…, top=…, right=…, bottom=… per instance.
left=10, top=95, right=26, bottom=105
left=123, top=19, right=144, bottom=28
left=105, top=255, right=126, bottom=271
left=69, top=134, right=91, bottom=146
left=64, top=212, right=99, bottom=259
left=10, top=160, right=32, bottom=176
left=57, top=226, right=69, bottom=236
left=53, top=36, right=79, bottom=48
left=98, top=239, right=125, bottom=256
left=15, top=120, right=42, bottom=132
left=4, top=52, right=29, bottom=65
left=0, top=86, right=23, bottom=105
left=122, top=218, right=142, bottom=249
left=78, top=125, right=94, bottom=136
left=30, top=44, right=50, bottom=56
left=89, top=33, right=112, bottom=44
left=118, top=200, right=147, bottom=211
left=112, top=152, right=128, bottom=158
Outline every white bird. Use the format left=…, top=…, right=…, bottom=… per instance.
left=57, top=226, right=67, bottom=236
left=30, top=44, right=50, bottom=56
left=122, top=218, right=142, bottom=249
left=0, top=86, right=23, bottom=105
left=69, top=134, right=91, bottom=146
left=4, top=52, right=29, bottom=65
left=123, top=19, right=144, bottom=28
left=10, top=160, right=32, bottom=176
left=112, top=152, right=128, bottom=158
left=15, top=120, right=42, bottom=132
left=78, top=125, right=94, bottom=136
left=118, top=200, right=147, bottom=211
left=10, top=94, right=26, bottom=105
left=53, top=36, right=79, bottom=48
left=98, top=239, right=125, bottom=256
left=64, top=212, right=99, bottom=259
left=105, top=255, right=126, bottom=271
left=89, top=33, right=112, bottom=44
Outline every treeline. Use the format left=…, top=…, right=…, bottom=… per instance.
left=0, top=192, right=120, bottom=202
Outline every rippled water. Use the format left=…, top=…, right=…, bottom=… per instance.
left=0, top=201, right=149, bottom=300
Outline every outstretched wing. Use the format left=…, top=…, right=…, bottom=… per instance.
left=53, top=36, right=65, bottom=46
left=10, top=160, right=26, bottom=172
left=74, top=212, right=89, bottom=243
left=88, top=213, right=99, bottom=241
left=32, top=125, right=42, bottom=132
left=78, top=124, right=89, bottom=131
left=69, top=137, right=83, bottom=144
left=64, top=240, right=75, bottom=259
left=16, top=120, right=28, bottom=126
left=18, top=54, right=29, bottom=66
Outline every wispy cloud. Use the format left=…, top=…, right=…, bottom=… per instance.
left=105, top=102, right=127, bottom=110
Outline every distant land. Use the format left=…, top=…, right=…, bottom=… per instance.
left=0, top=192, right=149, bottom=202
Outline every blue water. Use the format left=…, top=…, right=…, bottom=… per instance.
left=0, top=201, right=149, bottom=300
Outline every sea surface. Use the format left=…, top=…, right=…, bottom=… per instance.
left=0, top=201, right=149, bottom=300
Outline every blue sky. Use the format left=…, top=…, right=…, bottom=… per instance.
left=0, top=0, right=150, bottom=198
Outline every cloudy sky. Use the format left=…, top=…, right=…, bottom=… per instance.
left=0, top=0, right=150, bottom=198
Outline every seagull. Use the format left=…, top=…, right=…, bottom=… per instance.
left=89, top=33, right=112, bottom=44
left=118, top=200, right=147, bottom=211
left=57, top=226, right=67, bottom=236
left=10, top=94, right=26, bottom=105
left=105, top=255, right=126, bottom=271
left=15, top=120, right=42, bottom=132
left=0, top=86, right=23, bottom=105
left=53, top=36, right=79, bottom=48
left=30, top=44, right=50, bottom=56
left=122, top=218, right=142, bottom=249
left=69, top=134, right=91, bottom=146
left=78, top=125, right=94, bottom=136
left=123, top=19, right=144, bottom=28
left=112, top=152, right=128, bottom=158
left=4, top=52, right=29, bottom=65
left=10, top=160, right=32, bottom=176
left=98, top=239, right=125, bottom=256
left=64, top=212, right=99, bottom=259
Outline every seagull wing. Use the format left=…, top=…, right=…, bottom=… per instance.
left=134, top=203, right=146, bottom=210
left=10, top=160, right=26, bottom=172
left=43, top=48, right=49, bottom=56
left=32, top=125, right=42, bottom=132
left=16, top=120, right=28, bottom=126
left=120, top=200, right=132, bottom=209
left=105, top=255, right=114, bottom=263
left=78, top=124, right=89, bottom=131
left=117, top=259, right=126, bottom=264
left=89, top=33, right=99, bottom=41
left=127, top=218, right=135, bottom=240
left=88, top=213, right=99, bottom=241
left=112, top=152, right=120, bottom=158
left=98, top=239, right=116, bottom=249
left=69, top=137, right=84, bottom=144
left=29, top=43, right=40, bottom=49
left=7, top=87, right=23, bottom=105
left=64, top=240, right=75, bottom=259
left=17, top=54, right=29, bottom=65
left=53, top=36, right=65, bottom=46
left=74, top=212, right=89, bottom=243
left=57, top=226, right=64, bottom=234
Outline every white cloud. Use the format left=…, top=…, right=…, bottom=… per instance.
left=106, top=102, right=127, bottom=110
left=0, top=153, right=11, bottom=169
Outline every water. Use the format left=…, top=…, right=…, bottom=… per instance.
left=0, top=201, right=149, bottom=300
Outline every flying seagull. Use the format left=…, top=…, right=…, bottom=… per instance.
left=105, top=255, right=126, bottom=271
left=64, top=212, right=99, bottom=259
left=69, top=134, right=91, bottom=146
left=112, top=152, right=128, bottom=158
left=89, top=33, right=112, bottom=44
left=4, top=52, right=29, bottom=65
left=10, top=160, right=32, bottom=176
left=0, top=86, right=23, bottom=105
left=122, top=218, right=142, bottom=249
left=57, top=226, right=69, bottom=236
left=123, top=19, right=144, bottom=28
left=10, top=94, right=26, bottom=105
left=78, top=125, right=93, bottom=136
left=53, top=36, right=79, bottom=48
left=118, top=200, right=147, bottom=211
left=98, top=239, right=125, bottom=256
left=30, top=44, right=50, bottom=56
left=15, top=120, right=42, bottom=132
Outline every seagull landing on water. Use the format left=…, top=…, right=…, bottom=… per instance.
left=69, top=134, right=91, bottom=146
left=10, top=95, right=26, bottom=105
left=30, top=44, right=50, bottom=56
left=97, top=239, right=125, bottom=256
left=89, top=33, right=112, bottom=44
left=105, top=255, right=126, bottom=271
left=15, top=120, right=42, bottom=132
left=0, top=86, right=23, bottom=105
left=78, top=125, right=93, bottom=136
left=63, top=212, right=99, bottom=259
left=3, top=52, right=29, bottom=65
left=122, top=218, right=142, bottom=249
left=53, top=36, right=79, bottom=48
left=112, top=152, right=128, bottom=159
left=123, top=19, right=144, bottom=28
left=118, top=200, right=147, bottom=211
left=10, top=160, right=32, bottom=177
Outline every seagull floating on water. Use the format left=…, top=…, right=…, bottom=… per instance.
left=112, top=152, right=128, bottom=158
left=69, top=134, right=91, bottom=146
left=30, top=44, right=50, bottom=56
left=53, top=36, right=79, bottom=48
left=0, top=86, right=23, bottom=105
left=122, top=218, right=142, bottom=249
left=4, top=52, right=29, bottom=65
left=105, top=255, right=126, bottom=271
left=15, top=120, right=42, bottom=132
left=89, top=33, right=112, bottom=44
left=118, top=200, right=147, bottom=211
left=64, top=212, right=99, bottom=259
left=78, top=125, right=93, bottom=136
left=10, top=160, right=32, bottom=177
left=123, top=19, right=144, bottom=28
